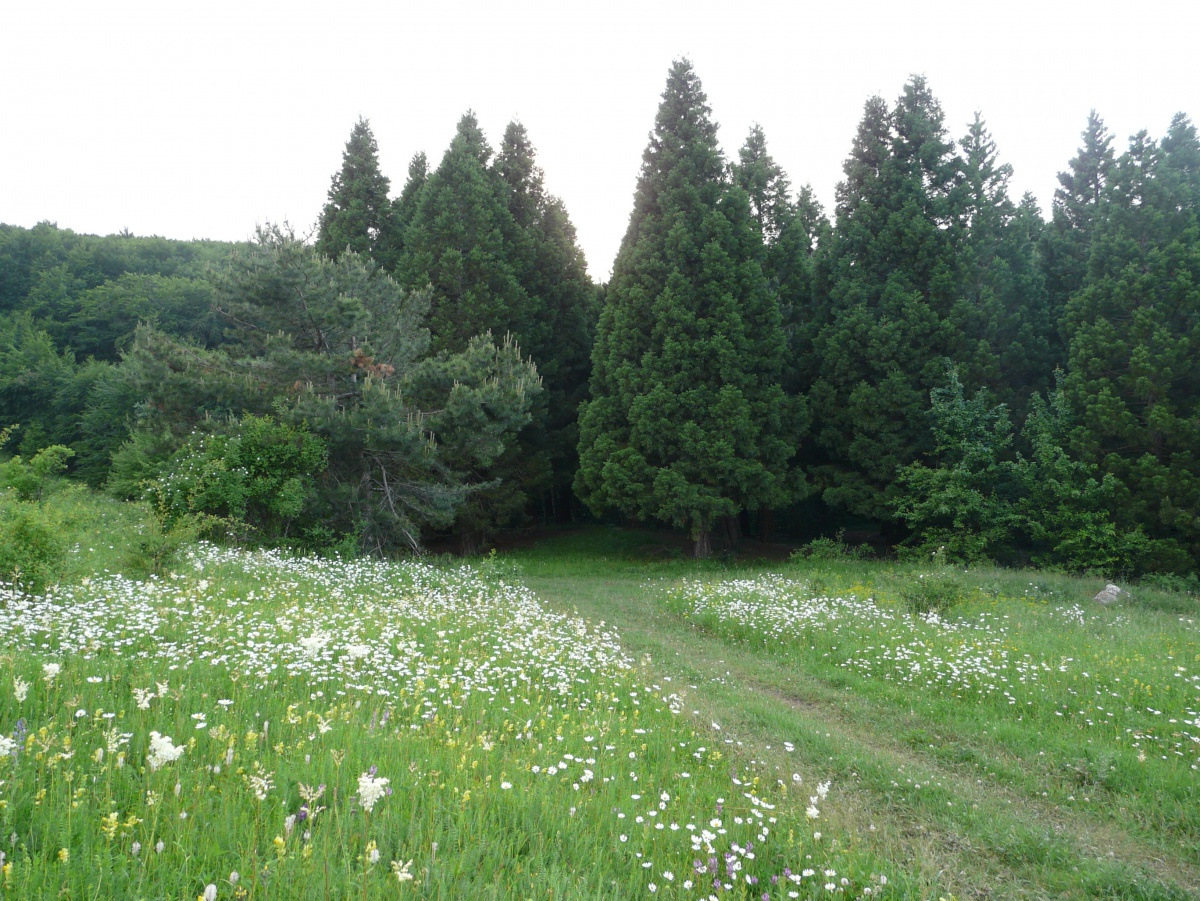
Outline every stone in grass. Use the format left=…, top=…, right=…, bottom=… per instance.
left=1093, top=583, right=1123, bottom=606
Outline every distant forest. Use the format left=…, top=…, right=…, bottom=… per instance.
left=2, top=60, right=1198, bottom=574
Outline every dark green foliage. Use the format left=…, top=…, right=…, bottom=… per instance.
left=315, top=119, right=399, bottom=264
left=0, top=221, right=237, bottom=317
left=493, top=121, right=599, bottom=520
left=151, top=415, right=327, bottom=543
left=1061, top=114, right=1200, bottom=567
left=807, top=78, right=973, bottom=524
left=734, top=125, right=794, bottom=243
left=404, top=333, right=545, bottom=551
left=63, top=273, right=218, bottom=361
left=896, top=370, right=1153, bottom=574
left=396, top=117, right=596, bottom=528
left=398, top=113, right=529, bottom=353
left=377, top=152, right=430, bottom=271
left=1041, top=112, right=1114, bottom=319
left=576, top=61, right=803, bottom=556
left=733, top=128, right=830, bottom=397
left=1016, top=381, right=1153, bottom=573
left=120, top=227, right=540, bottom=553
left=894, top=367, right=1020, bottom=563
left=959, top=116, right=1059, bottom=411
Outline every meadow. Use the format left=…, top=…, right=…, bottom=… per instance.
left=0, top=542, right=878, bottom=899
left=1, top=504, right=1198, bottom=899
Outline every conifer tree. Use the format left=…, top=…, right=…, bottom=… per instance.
left=576, top=61, right=803, bottom=556
left=316, top=119, right=398, bottom=264
left=734, top=125, right=794, bottom=243
left=1062, top=115, right=1200, bottom=567
left=397, top=113, right=532, bottom=354
left=376, top=152, right=428, bottom=272
left=1041, top=111, right=1114, bottom=320
left=807, top=77, right=972, bottom=525
left=959, top=114, right=1056, bottom=410
left=495, top=121, right=598, bottom=518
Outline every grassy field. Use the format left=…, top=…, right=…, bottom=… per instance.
left=0, top=538, right=880, bottom=899
left=1, top=507, right=1197, bottom=899
left=511, top=528, right=1200, bottom=900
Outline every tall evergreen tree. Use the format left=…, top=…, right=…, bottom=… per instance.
left=1041, top=111, right=1115, bottom=322
left=495, top=121, right=598, bottom=518
left=315, top=118, right=398, bottom=264
left=733, top=125, right=794, bottom=243
left=376, top=152, right=429, bottom=272
left=806, top=77, right=971, bottom=525
left=397, top=113, right=533, bottom=354
left=576, top=61, right=803, bottom=556
left=1062, top=115, right=1200, bottom=568
left=959, top=114, right=1057, bottom=410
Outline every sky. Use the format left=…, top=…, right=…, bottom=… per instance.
left=2, top=0, right=1197, bottom=280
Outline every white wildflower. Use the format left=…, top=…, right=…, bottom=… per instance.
left=146, top=732, right=184, bottom=771
left=357, top=772, right=389, bottom=813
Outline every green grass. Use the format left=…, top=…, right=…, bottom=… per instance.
left=3, top=506, right=1198, bottom=899
left=511, top=526, right=1200, bottom=900
left=0, top=536, right=884, bottom=899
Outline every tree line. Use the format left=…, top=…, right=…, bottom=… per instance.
left=2, top=60, right=1197, bottom=574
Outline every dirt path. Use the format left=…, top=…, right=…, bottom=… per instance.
left=527, top=572, right=1200, bottom=900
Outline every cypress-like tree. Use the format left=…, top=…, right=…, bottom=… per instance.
left=733, top=125, right=794, bottom=243
left=959, top=114, right=1057, bottom=411
left=397, top=113, right=532, bottom=354
left=1062, top=115, right=1200, bottom=568
left=315, top=118, right=398, bottom=264
left=576, top=60, right=803, bottom=556
left=495, top=121, right=598, bottom=518
left=807, top=77, right=971, bottom=525
left=376, top=152, right=429, bottom=272
left=1041, top=111, right=1114, bottom=321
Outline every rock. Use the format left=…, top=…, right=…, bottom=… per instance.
left=1093, top=583, right=1123, bottom=606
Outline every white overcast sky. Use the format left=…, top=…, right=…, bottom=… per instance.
left=2, top=0, right=1197, bottom=280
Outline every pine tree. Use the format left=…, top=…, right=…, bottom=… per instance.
left=807, top=77, right=970, bottom=525
left=315, top=119, right=398, bottom=264
left=575, top=61, right=803, bottom=556
left=1062, top=115, right=1200, bottom=568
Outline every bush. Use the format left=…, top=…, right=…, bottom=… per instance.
left=1138, top=571, right=1200, bottom=595
left=151, top=415, right=327, bottom=545
left=0, top=503, right=66, bottom=592
left=790, top=531, right=872, bottom=563
left=0, top=443, right=75, bottom=502
left=900, top=571, right=967, bottom=616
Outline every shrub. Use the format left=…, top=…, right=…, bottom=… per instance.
left=0, top=502, right=66, bottom=592
left=900, top=571, right=967, bottom=616
left=151, top=415, right=326, bottom=545
left=0, top=443, right=75, bottom=502
left=790, top=530, right=871, bottom=563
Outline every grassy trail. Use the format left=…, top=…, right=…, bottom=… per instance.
left=519, top=555, right=1200, bottom=901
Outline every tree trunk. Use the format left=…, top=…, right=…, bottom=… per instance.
left=717, top=513, right=741, bottom=551
left=693, top=528, right=712, bottom=558
left=460, top=527, right=483, bottom=556
left=759, top=507, right=775, bottom=542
